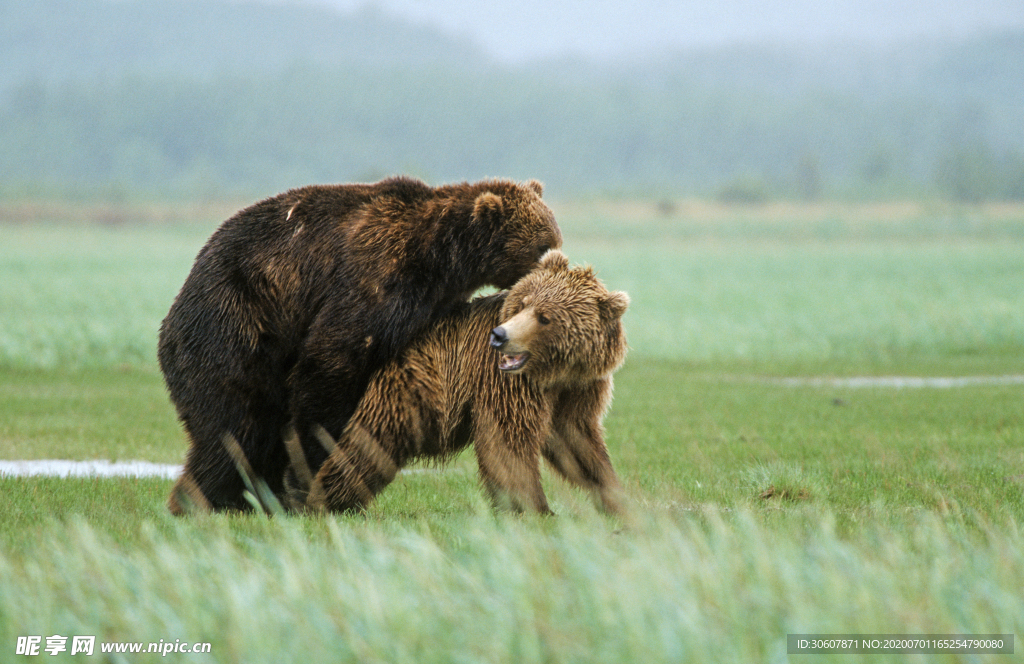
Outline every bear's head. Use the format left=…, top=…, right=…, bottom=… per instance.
left=489, top=250, right=629, bottom=385
left=472, top=180, right=563, bottom=290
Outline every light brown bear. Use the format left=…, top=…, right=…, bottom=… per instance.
left=284, top=250, right=629, bottom=515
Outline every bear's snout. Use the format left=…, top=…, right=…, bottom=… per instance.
left=490, top=324, right=531, bottom=373
left=489, top=326, right=508, bottom=350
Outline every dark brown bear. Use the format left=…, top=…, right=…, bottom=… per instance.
left=159, top=177, right=561, bottom=513
left=285, top=250, right=629, bottom=516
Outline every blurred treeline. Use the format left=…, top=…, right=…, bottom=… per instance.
left=2, top=0, right=1023, bottom=201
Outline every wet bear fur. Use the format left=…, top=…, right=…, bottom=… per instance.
left=285, top=250, right=629, bottom=516
left=159, top=177, right=562, bottom=513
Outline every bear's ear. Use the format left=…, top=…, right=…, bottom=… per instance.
left=473, top=191, right=503, bottom=222
left=601, top=291, right=630, bottom=319
left=525, top=180, right=544, bottom=197
left=539, top=249, right=569, bottom=271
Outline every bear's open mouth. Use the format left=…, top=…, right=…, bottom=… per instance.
left=498, top=352, right=530, bottom=372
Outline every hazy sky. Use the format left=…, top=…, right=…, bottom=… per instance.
left=316, top=0, right=1024, bottom=61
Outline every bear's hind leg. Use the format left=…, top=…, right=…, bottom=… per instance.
left=168, top=392, right=292, bottom=514
left=305, top=424, right=400, bottom=512
left=171, top=433, right=250, bottom=513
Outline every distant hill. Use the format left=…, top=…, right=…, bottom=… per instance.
left=1, top=0, right=1022, bottom=200
left=0, top=0, right=488, bottom=90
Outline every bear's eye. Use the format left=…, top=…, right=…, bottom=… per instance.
left=537, top=313, right=550, bottom=325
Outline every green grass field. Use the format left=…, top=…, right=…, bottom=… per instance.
left=1, top=201, right=1023, bottom=662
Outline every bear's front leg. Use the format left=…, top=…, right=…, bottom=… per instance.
left=472, top=403, right=553, bottom=515
left=543, top=380, right=626, bottom=517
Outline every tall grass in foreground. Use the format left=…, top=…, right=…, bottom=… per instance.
left=1, top=510, right=1020, bottom=663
